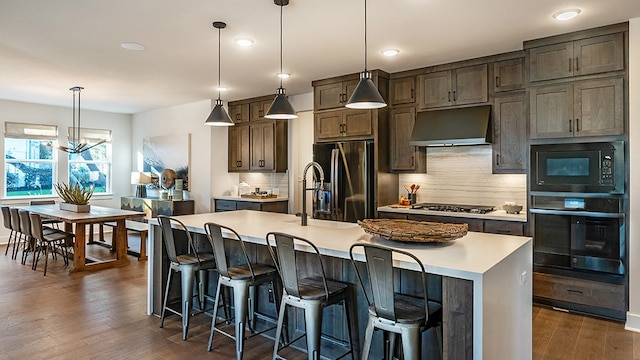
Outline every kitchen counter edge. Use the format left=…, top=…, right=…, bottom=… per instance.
left=214, top=195, right=289, bottom=203
left=378, top=205, right=528, bottom=222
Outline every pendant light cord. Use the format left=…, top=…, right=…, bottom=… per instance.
left=217, top=26, right=222, bottom=101
left=279, top=3, right=284, bottom=89
left=364, top=0, right=368, bottom=71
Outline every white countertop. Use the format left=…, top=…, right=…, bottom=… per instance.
left=214, top=195, right=289, bottom=203
left=378, top=205, right=528, bottom=222
left=167, top=210, right=531, bottom=282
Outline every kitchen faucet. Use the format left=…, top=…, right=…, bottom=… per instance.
left=301, top=161, right=324, bottom=226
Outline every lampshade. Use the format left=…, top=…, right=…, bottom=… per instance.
left=265, top=0, right=297, bottom=120
left=265, top=87, right=298, bottom=119
left=205, top=99, right=234, bottom=126
left=346, top=71, right=387, bottom=109
left=346, top=0, right=387, bottom=109
left=204, top=21, right=234, bottom=126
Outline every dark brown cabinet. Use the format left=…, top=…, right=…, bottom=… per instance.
left=418, top=64, right=488, bottom=109
left=215, top=198, right=288, bottom=214
left=493, top=93, right=527, bottom=173
left=250, top=99, right=273, bottom=122
left=314, top=109, right=373, bottom=141
left=530, top=77, right=623, bottom=139
left=228, top=103, right=250, bottom=124
left=228, top=124, right=250, bottom=171
left=528, top=33, right=624, bottom=82
left=249, top=120, right=287, bottom=172
left=389, top=106, right=425, bottom=172
left=313, top=79, right=359, bottom=110
left=378, top=211, right=526, bottom=236
left=493, top=58, right=524, bottom=92
left=389, top=76, right=416, bottom=105
left=533, top=272, right=625, bottom=313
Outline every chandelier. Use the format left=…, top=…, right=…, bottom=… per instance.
left=50, top=86, right=108, bottom=153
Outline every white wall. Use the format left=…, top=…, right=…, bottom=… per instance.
left=626, top=17, right=640, bottom=331
left=0, top=99, right=132, bottom=243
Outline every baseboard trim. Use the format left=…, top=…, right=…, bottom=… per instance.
left=625, top=312, right=640, bottom=332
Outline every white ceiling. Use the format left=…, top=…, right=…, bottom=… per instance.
left=1, top=0, right=640, bottom=114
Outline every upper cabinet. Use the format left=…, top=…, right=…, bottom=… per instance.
left=314, top=109, right=373, bottom=141
left=228, top=124, right=250, bottom=172
left=493, top=94, right=527, bottom=173
left=389, top=105, right=426, bottom=173
left=249, top=121, right=287, bottom=172
left=493, top=58, right=524, bottom=92
left=228, top=103, right=250, bottom=124
left=389, top=76, right=416, bottom=105
left=530, top=77, right=624, bottom=139
left=313, top=79, right=359, bottom=110
left=250, top=99, right=273, bottom=122
left=527, top=33, right=624, bottom=82
left=418, top=64, right=488, bottom=109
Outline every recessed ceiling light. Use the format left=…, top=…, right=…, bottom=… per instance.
left=120, top=42, right=146, bottom=51
left=235, top=38, right=254, bottom=47
left=553, top=9, right=581, bottom=21
left=381, top=49, right=400, bottom=57
left=217, top=86, right=228, bottom=92
left=277, top=73, right=290, bottom=79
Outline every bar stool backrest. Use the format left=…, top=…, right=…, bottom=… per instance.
left=1, top=206, right=11, bottom=231
left=349, top=243, right=432, bottom=325
left=204, top=222, right=253, bottom=280
left=18, top=211, right=32, bottom=238
left=158, top=215, right=202, bottom=265
left=266, top=232, right=330, bottom=300
left=9, top=208, right=21, bottom=233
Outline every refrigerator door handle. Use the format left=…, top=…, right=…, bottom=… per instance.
left=331, top=148, right=339, bottom=221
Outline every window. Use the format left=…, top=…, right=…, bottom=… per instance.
left=4, top=122, right=57, bottom=197
left=67, top=128, right=112, bottom=193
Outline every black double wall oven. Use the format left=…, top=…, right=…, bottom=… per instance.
left=530, top=141, right=626, bottom=278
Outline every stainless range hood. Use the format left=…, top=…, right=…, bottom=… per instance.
left=409, top=105, right=492, bottom=146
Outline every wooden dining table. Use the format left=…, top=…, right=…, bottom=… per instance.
left=19, top=204, right=144, bottom=272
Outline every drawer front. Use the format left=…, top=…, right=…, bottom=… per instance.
left=215, top=200, right=236, bottom=211
left=484, top=220, right=524, bottom=236
left=236, top=202, right=261, bottom=211
left=406, top=214, right=484, bottom=232
left=533, top=272, right=625, bottom=312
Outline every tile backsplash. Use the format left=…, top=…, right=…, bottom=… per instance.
left=398, top=145, right=527, bottom=209
left=237, top=172, right=289, bottom=197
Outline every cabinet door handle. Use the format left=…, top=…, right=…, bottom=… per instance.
left=259, top=109, right=264, bottom=117
left=448, top=91, right=451, bottom=102
left=576, top=118, right=580, bottom=132
left=236, top=114, right=241, bottom=121
left=566, top=289, right=584, bottom=295
left=569, top=58, right=572, bottom=72
left=410, top=88, right=414, bottom=100
left=569, top=119, right=572, bottom=133
left=496, top=154, right=500, bottom=165
left=343, top=123, right=347, bottom=133
left=411, top=155, right=415, bottom=167
left=495, top=76, right=500, bottom=88
left=452, top=90, right=456, bottom=101
left=575, top=57, right=579, bottom=71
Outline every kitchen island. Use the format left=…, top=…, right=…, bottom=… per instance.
left=147, top=210, right=532, bottom=360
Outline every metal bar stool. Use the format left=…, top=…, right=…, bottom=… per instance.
left=349, top=243, right=442, bottom=360
left=204, top=222, right=281, bottom=360
left=1, top=206, right=17, bottom=257
left=158, top=215, right=216, bottom=341
left=266, top=232, right=358, bottom=360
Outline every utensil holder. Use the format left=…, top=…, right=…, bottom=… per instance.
left=408, top=193, right=417, bottom=205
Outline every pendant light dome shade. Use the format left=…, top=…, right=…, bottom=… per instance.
left=205, top=21, right=234, bottom=126
left=346, top=0, right=387, bottom=109
left=346, top=71, right=386, bottom=109
left=205, top=99, right=234, bottom=126
left=265, top=0, right=297, bottom=120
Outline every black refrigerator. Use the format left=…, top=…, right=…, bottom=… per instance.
left=312, top=141, right=374, bottom=223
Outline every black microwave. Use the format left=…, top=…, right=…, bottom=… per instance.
left=530, top=141, right=624, bottom=194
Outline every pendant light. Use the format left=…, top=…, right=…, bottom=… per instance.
left=265, top=0, right=298, bottom=119
left=205, top=21, right=234, bottom=126
left=346, top=0, right=387, bottom=109
left=49, top=86, right=108, bottom=153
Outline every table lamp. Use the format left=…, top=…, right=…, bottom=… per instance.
left=131, top=172, right=152, bottom=198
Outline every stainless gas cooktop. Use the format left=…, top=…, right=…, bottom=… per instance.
left=411, top=203, right=495, bottom=214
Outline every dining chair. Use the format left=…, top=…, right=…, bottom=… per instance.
left=158, top=215, right=216, bottom=341
left=1, top=206, right=17, bottom=257
left=204, top=222, right=281, bottom=360
left=266, top=231, right=357, bottom=360
left=349, top=243, right=442, bottom=360
left=30, top=213, right=75, bottom=276
left=29, top=200, right=62, bottom=229
left=9, top=208, right=24, bottom=260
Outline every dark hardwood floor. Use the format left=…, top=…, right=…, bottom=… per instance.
left=1, top=241, right=639, bottom=359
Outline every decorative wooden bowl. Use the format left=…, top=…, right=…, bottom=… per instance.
left=358, top=219, right=468, bottom=243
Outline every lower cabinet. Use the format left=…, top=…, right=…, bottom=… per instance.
left=214, top=199, right=288, bottom=214
left=378, top=211, right=525, bottom=235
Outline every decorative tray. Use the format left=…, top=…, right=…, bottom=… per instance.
left=358, top=219, right=468, bottom=243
